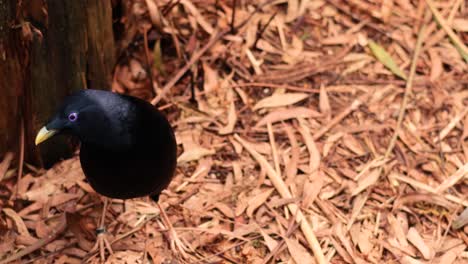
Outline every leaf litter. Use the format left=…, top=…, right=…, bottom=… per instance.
left=1, top=0, right=468, bottom=263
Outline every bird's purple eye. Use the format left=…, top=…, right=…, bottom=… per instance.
left=68, top=112, right=78, bottom=122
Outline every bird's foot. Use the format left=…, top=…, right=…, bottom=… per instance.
left=91, top=227, right=114, bottom=262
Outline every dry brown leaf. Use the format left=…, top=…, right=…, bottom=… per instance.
left=284, top=123, right=300, bottom=183
left=218, top=88, right=237, bottom=135
left=319, top=85, right=330, bottom=117
left=180, top=0, right=213, bottom=34
left=342, top=134, right=366, bottom=156
left=246, top=188, right=274, bottom=218
left=321, top=34, right=356, bottom=45
left=144, top=0, right=162, bottom=27
left=259, top=228, right=278, bottom=252
left=3, top=208, right=34, bottom=239
left=255, top=107, right=321, bottom=128
left=213, top=202, right=235, bottom=218
left=387, top=213, right=409, bottom=248
left=435, top=163, right=468, bottom=193
left=428, top=48, right=443, bottom=81
left=349, top=222, right=374, bottom=255
left=253, top=93, right=309, bottom=111
left=235, top=192, right=249, bottom=217
left=301, top=172, right=323, bottom=209
left=298, top=119, right=321, bottom=173
left=177, top=147, right=215, bottom=163
left=406, top=227, right=434, bottom=260
left=435, top=243, right=466, bottom=264
left=400, top=255, right=425, bottom=264
left=176, top=158, right=212, bottom=192
left=452, top=18, right=468, bottom=32
left=285, top=237, right=315, bottom=264
left=351, top=169, right=380, bottom=196
left=381, top=0, right=394, bottom=22
left=0, top=152, right=14, bottom=182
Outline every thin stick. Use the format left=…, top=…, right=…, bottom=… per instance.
left=253, top=11, right=277, bottom=49
left=230, top=0, right=237, bottom=33
left=234, top=134, right=328, bottom=264
left=267, top=123, right=281, bottom=176
left=151, top=29, right=224, bottom=105
left=347, top=25, right=427, bottom=230
left=384, top=25, right=426, bottom=161
left=15, top=113, right=25, bottom=200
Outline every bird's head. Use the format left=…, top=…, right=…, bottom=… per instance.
left=35, top=90, right=132, bottom=148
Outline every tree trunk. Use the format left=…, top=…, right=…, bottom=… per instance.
left=0, top=0, right=24, bottom=160
left=0, top=0, right=115, bottom=167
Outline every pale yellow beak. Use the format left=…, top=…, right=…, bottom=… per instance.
left=35, top=126, right=58, bottom=145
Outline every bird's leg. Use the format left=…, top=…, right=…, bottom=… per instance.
left=91, top=197, right=114, bottom=261
left=157, top=202, right=190, bottom=258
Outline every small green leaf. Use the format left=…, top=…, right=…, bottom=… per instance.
left=153, top=39, right=165, bottom=76
left=368, top=40, right=407, bottom=80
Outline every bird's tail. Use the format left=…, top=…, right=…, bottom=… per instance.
left=150, top=194, right=160, bottom=203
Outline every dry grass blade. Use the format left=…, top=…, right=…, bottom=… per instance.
left=368, top=40, right=407, bottom=80
left=425, top=0, right=468, bottom=62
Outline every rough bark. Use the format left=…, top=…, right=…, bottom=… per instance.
left=0, top=0, right=24, bottom=158
left=0, top=0, right=115, bottom=167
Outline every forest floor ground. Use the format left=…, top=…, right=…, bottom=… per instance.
left=1, top=0, right=468, bottom=263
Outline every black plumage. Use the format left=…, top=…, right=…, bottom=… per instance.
left=35, top=89, right=177, bottom=201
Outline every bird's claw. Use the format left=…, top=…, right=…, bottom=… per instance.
left=91, top=228, right=114, bottom=262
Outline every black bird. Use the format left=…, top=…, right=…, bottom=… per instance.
left=35, top=89, right=177, bottom=258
